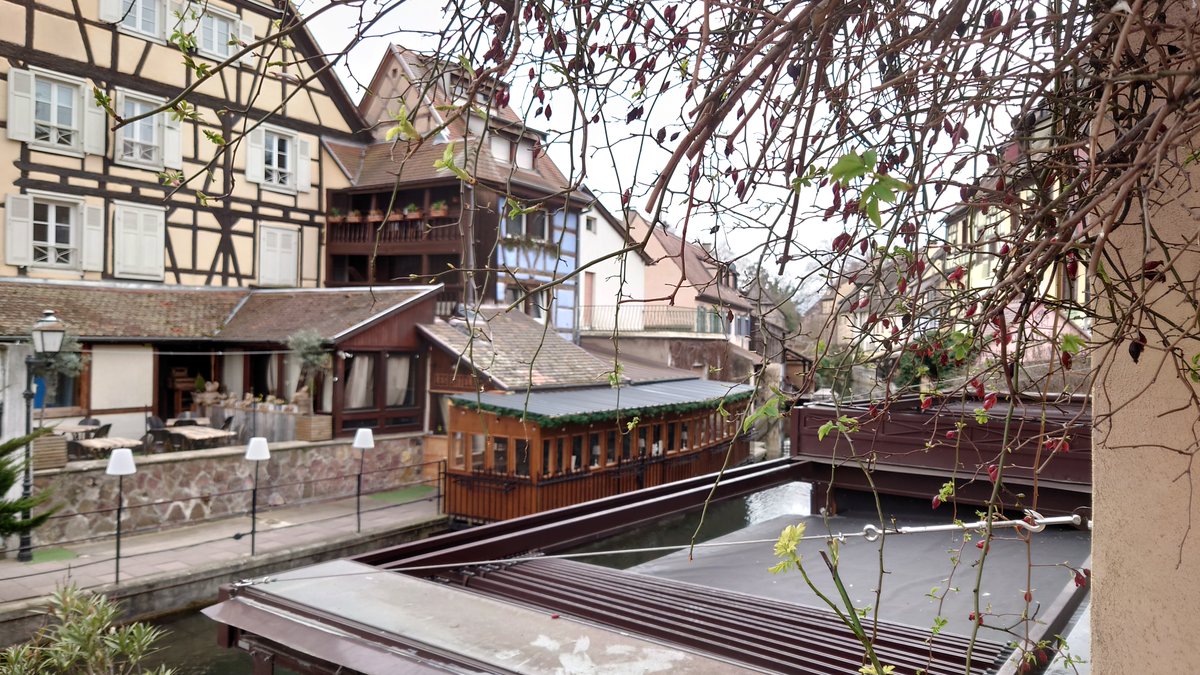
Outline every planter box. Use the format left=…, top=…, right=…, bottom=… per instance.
left=429, top=208, right=449, bottom=218
left=404, top=210, right=423, bottom=220
left=32, top=434, right=68, bottom=470
left=295, top=414, right=333, bottom=442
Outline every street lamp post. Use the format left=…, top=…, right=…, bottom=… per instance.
left=18, top=310, right=66, bottom=563
left=352, top=428, right=374, bottom=533
left=244, top=437, right=270, bottom=555
left=105, top=448, right=136, bottom=584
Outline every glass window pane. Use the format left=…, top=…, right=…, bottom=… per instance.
left=471, top=435, right=486, bottom=471
left=589, top=433, right=601, bottom=467
left=542, top=440, right=552, bottom=476
left=571, top=436, right=583, bottom=471
left=493, top=437, right=508, bottom=473
left=514, top=440, right=530, bottom=476
left=344, top=353, right=376, bottom=409
left=606, top=431, right=616, bottom=464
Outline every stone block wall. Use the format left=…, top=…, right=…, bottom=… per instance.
left=28, top=433, right=430, bottom=547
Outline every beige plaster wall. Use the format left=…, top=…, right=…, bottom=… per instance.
left=90, top=345, right=154, bottom=411
left=1091, top=181, right=1200, bottom=670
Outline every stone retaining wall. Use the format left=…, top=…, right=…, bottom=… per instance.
left=29, top=433, right=431, bottom=546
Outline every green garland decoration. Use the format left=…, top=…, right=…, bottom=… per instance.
left=453, top=389, right=755, bottom=429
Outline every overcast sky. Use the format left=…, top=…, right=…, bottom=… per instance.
left=300, top=2, right=889, bottom=283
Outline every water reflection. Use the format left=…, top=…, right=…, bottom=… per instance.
left=565, top=482, right=810, bottom=569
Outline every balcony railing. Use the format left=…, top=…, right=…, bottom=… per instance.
left=326, top=217, right=460, bottom=246
left=578, top=305, right=729, bottom=336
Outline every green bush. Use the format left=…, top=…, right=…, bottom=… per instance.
left=0, top=586, right=175, bottom=675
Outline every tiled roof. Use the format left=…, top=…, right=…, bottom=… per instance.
left=326, top=136, right=583, bottom=200
left=0, top=280, right=439, bottom=343
left=216, top=287, right=440, bottom=342
left=419, top=308, right=616, bottom=391
left=579, top=340, right=702, bottom=384
left=334, top=46, right=583, bottom=200
left=634, top=214, right=752, bottom=311
left=0, top=279, right=244, bottom=340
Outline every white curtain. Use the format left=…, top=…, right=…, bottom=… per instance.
left=266, top=355, right=278, bottom=396
left=386, top=355, right=411, bottom=407
left=344, top=354, right=374, bottom=409
left=284, top=353, right=303, bottom=395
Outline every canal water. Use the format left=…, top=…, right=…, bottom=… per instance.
left=143, top=482, right=811, bottom=673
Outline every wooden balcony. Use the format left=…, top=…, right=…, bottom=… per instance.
left=444, top=441, right=750, bottom=522
left=326, top=215, right=461, bottom=249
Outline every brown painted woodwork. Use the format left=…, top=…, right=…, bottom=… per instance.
left=444, top=400, right=750, bottom=521
left=790, top=400, right=1092, bottom=514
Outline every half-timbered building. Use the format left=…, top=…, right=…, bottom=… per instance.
left=0, top=0, right=370, bottom=441
left=323, top=45, right=586, bottom=335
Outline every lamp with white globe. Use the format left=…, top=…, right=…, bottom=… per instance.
left=352, top=428, right=374, bottom=533
left=244, top=437, right=270, bottom=555
left=105, top=448, right=136, bottom=584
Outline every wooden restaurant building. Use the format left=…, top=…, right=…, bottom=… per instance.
left=443, top=380, right=754, bottom=521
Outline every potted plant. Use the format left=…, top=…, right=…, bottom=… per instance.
left=429, top=199, right=449, bottom=218
left=367, top=208, right=385, bottom=222
left=346, top=209, right=364, bottom=223
left=326, top=207, right=345, bottom=224
left=403, top=203, right=422, bottom=220
left=286, top=329, right=334, bottom=441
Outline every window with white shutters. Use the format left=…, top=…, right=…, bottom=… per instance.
left=113, top=203, right=165, bottom=280
left=113, top=91, right=180, bottom=170
left=5, top=192, right=101, bottom=271
left=258, top=225, right=298, bottom=286
left=198, top=10, right=237, bottom=59
left=120, top=0, right=162, bottom=38
left=8, top=69, right=105, bottom=156
left=246, top=126, right=311, bottom=193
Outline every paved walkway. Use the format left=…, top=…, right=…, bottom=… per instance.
left=0, top=493, right=444, bottom=607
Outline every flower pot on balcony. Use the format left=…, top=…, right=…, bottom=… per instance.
left=429, top=206, right=449, bottom=218
left=367, top=209, right=385, bottom=222
left=404, top=209, right=423, bottom=221
left=295, top=414, right=332, bottom=442
left=327, top=213, right=346, bottom=225
left=346, top=211, right=364, bottom=223
left=32, top=434, right=68, bottom=470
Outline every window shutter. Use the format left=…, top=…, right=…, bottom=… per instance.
left=98, top=0, right=123, bottom=22
left=5, top=194, right=33, bottom=266
left=238, top=20, right=255, bottom=65
left=295, top=138, right=311, bottom=192
left=6, top=69, right=33, bottom=143
left=115, top=205, right=165, bottom=278
left=142, top=209, right=165, bottom=278
left=115, top=206, right=139, bottom=276
left=163, top=112, right=182, bottom=169
left=83, top=89, right=107, bottom=156
left=81, top=204, right=105, bottom=272
left=245, top=126, right=264, bottom=184
left=259, top=227, right=279, bottom=284
left=278, top=229, right=298, bottom=285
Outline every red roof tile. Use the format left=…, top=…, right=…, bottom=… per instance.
left=0, top=279, right=244, bottom=340
left=217, top=287, right=440, bottom=342
left=419, top=308, right=616, bottom=390
left=0, top=280, right=439, bottom=344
